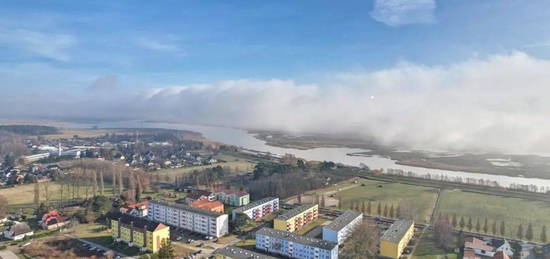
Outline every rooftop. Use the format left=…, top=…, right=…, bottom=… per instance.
left=381, top=219, right=414, bottom=243
left=215, top=246, right=278, bottom=259
left=276, top=203, right=317, bottom=221
left=324, top=210, right=363, bottom=232
left=233, top=197, right=278, bottom=213
left=111, top=213, right=167, bottom=232
left=149, top=199, right=224, bottom=218
left=257, top=227, right=337, bottom=251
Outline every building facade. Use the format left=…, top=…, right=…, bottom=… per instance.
left=232, top=197, right=279, bottom=221
left=214, top=246, right=278, bottom=259
left=274, top=204, right=318, bottom=233
left=256, top=228, right=338, bottom=259
left=380, top=220, right=414, bottom=259
left=148, top=199, right=229, bottom=237
left=110, top=213, right=169, bottom=252
left=322, top=210, right=363, bottom=244
left=214, top=189, right=250, bottom=207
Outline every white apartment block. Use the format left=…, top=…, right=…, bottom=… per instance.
left=256, top=228, right=338, bottom=259
left=232, top=197, right=279, bottom=221
left=148, top=199, right=229, bottom=237
left=322, top=210, right=363, bottom=244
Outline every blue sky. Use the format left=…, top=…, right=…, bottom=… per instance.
left=1, top=0, right=550, bottom=96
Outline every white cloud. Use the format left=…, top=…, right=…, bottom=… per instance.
left=88, top=75, right=118, bottom=91
left=136, top=38, right=181, bottom=52
left=4, top=52, right=550, bottom=154
left=0, top=28, right=76, bottom=61
left=371, top=0, right=436, bottom=26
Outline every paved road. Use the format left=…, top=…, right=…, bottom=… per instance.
left=0, top=250, right=19, bottom=259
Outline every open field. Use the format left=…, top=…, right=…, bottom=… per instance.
left=0, top=182, right=116, bottom=210
left=155, top=156, right=256, bottom=182
left=42, top=128, right=131, bottom=139
left=334, top=179, right=439, bottom=223
left=413, top=231, right=459, bottom=259
left=436, top=189, right=550, bottom=242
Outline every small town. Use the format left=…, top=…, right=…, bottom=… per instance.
left=0, top=125, right=548, bottom=259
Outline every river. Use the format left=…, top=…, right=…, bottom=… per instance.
left=72, top=121, right=550, bottom=191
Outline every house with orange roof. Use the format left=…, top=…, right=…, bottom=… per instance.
left=40, top=210, right=71, bottom=230
left=120, top=201, right=148, bottom=217
left=190, top=199, right=225, bottom=213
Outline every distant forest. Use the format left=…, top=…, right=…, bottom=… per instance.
left=0, top=125, right=59, bottom=135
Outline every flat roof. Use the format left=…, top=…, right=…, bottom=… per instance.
left=215, top=246, right=278, bottom=259
left=257, top=227, right=337, bottom=251
left=149, top=199, right=224, bottom=218
left=324, top=210, right=363, bottom=232
left=381, top=219, right=414, bottom=243
left=233, top=197, right=278, bottom=213
left=276, top=204, right=317, bottom=221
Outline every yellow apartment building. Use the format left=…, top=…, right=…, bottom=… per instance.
left=380, top=219, right=414, bottom=259
left=111, top=213, right=170, bottom=252
left=273, top=204, right=318, bottom=232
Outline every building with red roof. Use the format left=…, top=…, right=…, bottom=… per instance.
left=40, top=211, right=71, bottom=230
left=120, top=201, right=148, bottom=217
left=190, top=199, right=225, bottom=213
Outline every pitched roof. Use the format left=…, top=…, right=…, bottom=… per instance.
left=190, top=200, right=224, bottom=210
left=111, top=213, right=167, bottom=232
left=464, top=237, right=495, bottom=252
left=381, top=220, right=414, bottom=243
left=123, top=201, right=148, bottom=210
left=463, top=249, right=477, bottom=259
left=9, top=223, right=32, bottom=236
left=256, top=227, right=337, bottom=251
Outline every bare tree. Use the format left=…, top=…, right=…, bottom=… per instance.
left=434, top=218, right=453, bottom=251
left=33, top=179, right=40, bottom=208
left=341, top=220, right=379, bottom=258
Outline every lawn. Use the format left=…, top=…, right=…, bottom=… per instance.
left=296, top=218, right=328, bottom=235
left=436, top=189, right=550, bottom=242
left=155, top=158, right=255, bottom=182
left=0, top=182, right=116, bottom=210
left=413, top=231, right=459, bottom=259
left=334, top=179, right=439, bottom=223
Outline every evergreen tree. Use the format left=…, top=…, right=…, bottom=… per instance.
left=377, top=202, right=382, bottom=216
left=500, top=221, right=506, bottom=236
left=459, top=216, right=465, bottom=229
left=383, top=204, right=388, bottom=217
left=158, top=239, right=175, bottom=259
left=467, top=217, right=473, bottom=231
left=389, top=204, right=394, bottom=218
left=525, top=223, right=533, bottom=241
left=451, top=214, right=457, bottom=228
left=475, top=218, right=481, bottom=232
left=517, top=224, right=524, bottom=239
left=367, top=201, right=372, bottom=215
left=361, top=201, right=366, bottom=213
left=541, top=225, right=547, bottom=243
left=396, top=204, right=401, bottom=218
left=492, top=221, right=497, bottom=234
left=483, top=217, right=488, bottom=233
left=33, top=180, right=40, bottom=208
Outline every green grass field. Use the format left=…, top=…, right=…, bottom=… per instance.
left=155, top=155, right=256, bottom=182
left=413, top=231, right=459, bottom=259
left=334, top=179, right=439, bottom=223
left=436, top=189, right=550, bottom=242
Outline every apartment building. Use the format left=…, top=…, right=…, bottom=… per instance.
left=380, top=219, right=414, bottom=259
left=274, top=204, right=318, bottom=233
left=214, top=189, right=250, bottom=207
left=256, top=227, right=338, bottom=259
left=322, top=210, right=363, bottom=244
left=148, top=199, right=229, bottom=238
left=231, top=197, right=279, bottom=221
left=110, top=213, right=169, bottom=252
left=214, top=246, right=278, bottom=259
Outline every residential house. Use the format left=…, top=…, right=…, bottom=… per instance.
left=493, top=251, right=510, bottom=259
left=185, top=190, right=216, bottom=203
left=491, top=239, right=513, bottom=258
left=40, top=211, right=71, bottom=230
left=4, top=223, right=34, bottom=240
left=273, top=204, right=318, bottom=233
left=214, top=189, right=250, bottom=207
left=232, top=197, right=279, bottom=221
left=190, top=199, right=225, bottom=213
left=464, top=237, right=496, bottom=258
left=322, top=210, right=363, bottom=244
left=120, top=201, right=148, bottom=217
left=110, top=213, right=169, bottom=252
left=380, top=220, right=415, bottom=259
left=256, top=227, right=338, bottom=259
